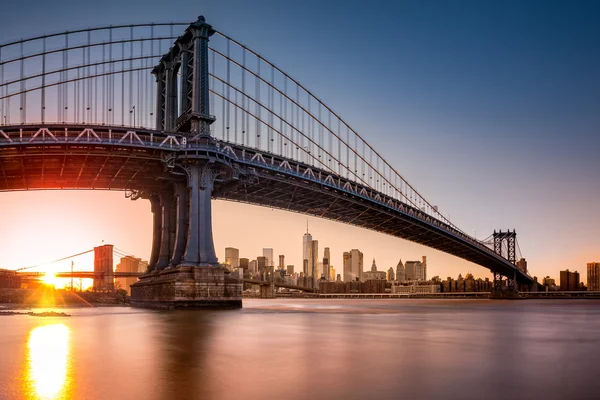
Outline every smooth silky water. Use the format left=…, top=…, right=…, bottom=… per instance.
left=1, top=299, right=599, bottom=400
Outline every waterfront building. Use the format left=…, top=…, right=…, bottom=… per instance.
left=115, top=256, right=148, bottom=295
left=405, top=260, right=425, bottom=281
left=392, top=284, right=439, bottom=294
left=396, top=259, right=405, bottom=282
left=343, top=249, right=363, bottom=282
left=587, top=263, right=600, bottom=291
left=560, top=269, right=580, bottom=291
left=363, top=259, right=387, bottom=280
left=542, top=276, right=556, bottom=290
left=387, top=267, right=395, bottom=282
left=224, top=247, right=240, bottom=271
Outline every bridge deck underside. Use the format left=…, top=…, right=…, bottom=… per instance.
left=0, top=143, right=530, bottom=284
left=0, top=145, right=168, bottom=191
left=214, top=170, right=529, bottom=283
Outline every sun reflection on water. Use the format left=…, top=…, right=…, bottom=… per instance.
left=26, top=324, right=71, bottom=399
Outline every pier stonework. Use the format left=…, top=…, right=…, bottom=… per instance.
left=130, top=16, right=242, bottom=309
left=131, top=266, right=241, bottom=309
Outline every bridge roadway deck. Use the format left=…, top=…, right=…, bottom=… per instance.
left=0, top=124, right=532, bottom=284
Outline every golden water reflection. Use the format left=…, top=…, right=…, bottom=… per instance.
left=26, top=324, right=71, bottom=400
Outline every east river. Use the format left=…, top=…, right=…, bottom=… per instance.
left=1, top=299, right=600, bottom=400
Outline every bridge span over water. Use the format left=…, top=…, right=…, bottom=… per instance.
left=0, top=17, right=531, bottom=307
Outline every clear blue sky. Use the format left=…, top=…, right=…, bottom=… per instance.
left=0, top=0, right=598, bottom=281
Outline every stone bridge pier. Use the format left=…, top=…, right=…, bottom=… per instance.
left=130, top=158, right=242, bottom=308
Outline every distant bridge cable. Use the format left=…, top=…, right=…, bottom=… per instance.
left=16, top=249, right=94, bottom=271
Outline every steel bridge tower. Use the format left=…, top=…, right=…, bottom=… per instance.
left=131, top=16, right=241, bottom=308
left=490, top=230, right=519, bottom=298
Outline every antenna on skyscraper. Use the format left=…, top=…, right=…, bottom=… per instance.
left=307, top=218, right=309, bottom=234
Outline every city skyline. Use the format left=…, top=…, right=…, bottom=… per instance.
left=0, top=0, right=598, bottom=284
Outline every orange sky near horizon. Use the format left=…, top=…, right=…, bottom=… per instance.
left=0, top=189, right=504, bottom=287
left=1, top=188, right=595, bottom=288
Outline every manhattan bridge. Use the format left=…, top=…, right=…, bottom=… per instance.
left=0, top=16, right=532, bottom=307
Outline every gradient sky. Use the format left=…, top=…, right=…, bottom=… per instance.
left=0, top=0, right=598, bottom=284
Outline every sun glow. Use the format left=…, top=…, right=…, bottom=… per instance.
left=42, top=272, right=60, bottom=287
left=26, top=324, right=71, bottom=399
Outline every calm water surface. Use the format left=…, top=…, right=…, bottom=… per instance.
left=1, top=299, right=599, bottom=400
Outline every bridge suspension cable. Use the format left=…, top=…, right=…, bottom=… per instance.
left=15, top=249, right=94, bottom=271
left=1, top=21, right=466, bottom=236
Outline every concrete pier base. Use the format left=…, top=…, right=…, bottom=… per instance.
left=130, top=266, right=242, bottom=309
left=259, top=283, right=275, bottom=299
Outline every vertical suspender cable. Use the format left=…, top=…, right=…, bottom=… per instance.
left=41, top=38, right=46, bottom=123
left=102, top=44, right=106, bottom=124
left=109, top=28, right=113, bottom=125
left=129, top=26, right=133, bottom=126
left=226, top=39, right=230, bottom=142
left=121, top=43, right=125, bottom=126
left=87, top=31, right=91, bottom=123
left=95, top=64, right=98, bottom=124
left=140, top=41, right=144, bottom=128
left=280, top=75, right=285, bottom=156
left=20, top=42, right=25, bottom=124
left=296, top=85, right=300, bottom=161
left=151, top=25, right=155, bottom=129
left=137, top=42, right=141, bottom=128
left=241, top=47, right=246, bottom=146
left=255, top=57, right=261, bottom=149
left=0, top=46, right=3, bottom=125
left=41, top=38, right=46, bottom=124
left=234, top=89, right=238, bottom=144
left=64, top=34, right=69, bottom=123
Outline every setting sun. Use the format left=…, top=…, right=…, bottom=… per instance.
left=42, top=272, right=60, bottom=287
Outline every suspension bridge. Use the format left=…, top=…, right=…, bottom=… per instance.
left=0, top=16, right=532, bottom=307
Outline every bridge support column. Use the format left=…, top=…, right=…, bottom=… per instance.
left=260, top=283, right=275, bottom=299
left=131, top=162, right=241, bottom=309
left=490, top=271, right=520, bottom=300
left=156, top=190, right=174, bottom=270
left=181, top=161, right=218, bottom=266
left=169, top=181, right=188, bottom=267
left=148, top=194, right=162, bottom=272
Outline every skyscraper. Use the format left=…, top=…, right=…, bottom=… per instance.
left=225, top=247, right=240, bottom=271
left=396, top=259, right=405, bottom=282
left=387, top=267, right=395, bottom=281
left=262, top=248, right=274, bottom=267
left=588, top=263, right=600, bottom=291
left=405, top=260, right=425, bottom=281
left=323, top=247, right=331, bottom=281
left=303, top=230, right=312, bottom=270
left=308, top=240, right=319, bottom=280
left=343, top=249, right=363, bottom=282
left=559, top=269, right=580, bottom=291
left=278, top=255, right=285, bottom=270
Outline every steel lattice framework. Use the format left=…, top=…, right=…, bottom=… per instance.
left=0, top=18, right=532, bottom=284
